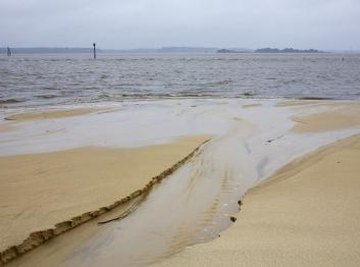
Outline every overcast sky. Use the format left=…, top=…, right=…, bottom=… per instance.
left=1, top=0, right=359, bottom=50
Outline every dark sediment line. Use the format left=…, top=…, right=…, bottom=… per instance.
left=0, top=139, right=210, bottom=265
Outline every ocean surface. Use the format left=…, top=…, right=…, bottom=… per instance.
left=1, top=53, right=360, bottom=107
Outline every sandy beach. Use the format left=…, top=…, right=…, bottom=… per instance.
left=1, top=99, right=360, bottom=266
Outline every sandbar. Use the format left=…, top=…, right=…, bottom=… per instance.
left=0, top=135, right=208, bottom=253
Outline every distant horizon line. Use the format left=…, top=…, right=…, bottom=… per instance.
left=1, top=46, right=359, bottom=53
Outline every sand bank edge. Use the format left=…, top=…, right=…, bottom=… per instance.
left=0, top=139, right=210, bottom=265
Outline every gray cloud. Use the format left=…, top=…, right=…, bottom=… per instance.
left=1, top=0, right=359, bottom=50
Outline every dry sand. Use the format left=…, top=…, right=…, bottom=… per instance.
left=153, top=134, right=360, bottom=267
left=0, top=135, right=208, bottom=252
left=292, top=103, right=360, bottom=133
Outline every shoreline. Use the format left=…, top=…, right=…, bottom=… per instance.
left=1, top=96, right=359, bottom=111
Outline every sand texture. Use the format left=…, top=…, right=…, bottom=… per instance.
left=153, top=134, right=360, bottom=267
left=0, top=136, right=208, bottom=255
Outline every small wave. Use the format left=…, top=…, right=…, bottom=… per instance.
left=177, top=92, right=214, bottom=97
left=0, top=98, right=27, bottom=104
left=242, top=91, right=257, bottom=97
left=96, top=94, right=111, bottom=100
left=207, top=79, right=233, bottom=86
left=35, top=94, right=61, bottom=99
left=297, top=96, right=334, bottom=100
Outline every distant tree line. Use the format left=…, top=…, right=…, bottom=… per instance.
left=255, top=48, right=321, bottom=53
left=217, top=47, right=322, bottom=53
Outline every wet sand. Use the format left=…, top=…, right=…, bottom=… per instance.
left=275, top=99, right=324, bottom=107
left=4, top=108, right=101, bottom=122
left=0, top=136, right=209, bottom=253
left=0, top=124, right=14, bottom=133
left=153, top=134, right=360, bottom=267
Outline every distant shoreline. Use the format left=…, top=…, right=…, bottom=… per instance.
left=217, top=48, right=323, bottom=54
left=2, top=46, right=359, bottom=54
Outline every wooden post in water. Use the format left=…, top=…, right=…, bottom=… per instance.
left=7, top=47, right=11, bottom=56
left=93, top=43, right=96, bottom=59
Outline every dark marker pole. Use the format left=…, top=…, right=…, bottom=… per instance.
left=7, top=47, right=11, bottom=56
left=93, top=43, right=96, bottom=59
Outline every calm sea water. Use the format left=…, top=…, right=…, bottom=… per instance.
left=1, top=53, right=360, bottom=107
